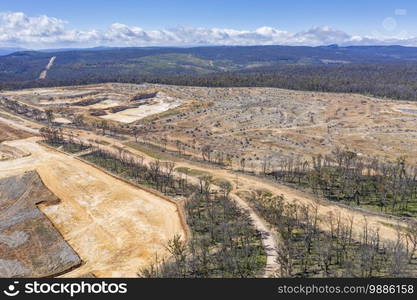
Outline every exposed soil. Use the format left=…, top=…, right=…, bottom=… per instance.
left=0, top=122, right=32, bottom=142
left=2, top=83, right=417, bottom=277
left=0, top=137, right=186, bottom=277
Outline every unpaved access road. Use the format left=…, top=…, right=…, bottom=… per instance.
left=0, top=137, right=186, bottom=277
left=164, top=157, right=408, bottom=243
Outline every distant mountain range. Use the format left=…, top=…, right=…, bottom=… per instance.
left=0, top=46, right=176, bottom=56
left=1, top=44, right=417, bottom=85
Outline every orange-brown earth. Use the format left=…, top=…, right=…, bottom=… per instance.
left=1, top=83, right=417, bottom=277
left=0, top=137, right=186, bottom=277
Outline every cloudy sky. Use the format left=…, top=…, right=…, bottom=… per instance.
left=1, top=0, right=417, bottom=49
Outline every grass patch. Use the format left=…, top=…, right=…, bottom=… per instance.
left=213, top=177, right=232, bottom=187
left=88, top=139, right=110, bottom=145
left=379, top=222, right=409, bottom=232
left=125, top=142, right=168, bottom=160
left=175, top=167, right=211, bottom=178
left=44, top=140, right=89, bottom=154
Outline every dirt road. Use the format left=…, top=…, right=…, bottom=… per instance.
left=0, top=137, right=186, bottom=277
left=124, top=139, right=410, bottom=241
left=39, top=56, right=56, bottom=80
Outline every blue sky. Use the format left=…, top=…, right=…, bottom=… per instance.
left=0, top=0, right=417, bottom=48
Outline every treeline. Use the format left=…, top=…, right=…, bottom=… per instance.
left=40, top=127, right=89, bottom=153
left=2, top=63, right=417, bottom=101
left=142, top=63, right=417, bottom=101
left=245, top=191, right=417, bottom=277
left=267, top=149, right=417, bottom=217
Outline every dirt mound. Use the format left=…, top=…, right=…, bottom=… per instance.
left=0, top=171, right=81, bottom=278
left=0, top=123, right=32, bottom=142
left=0, top=144, right=30, bottom=161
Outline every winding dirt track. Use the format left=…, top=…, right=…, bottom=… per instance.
left=163, top=157, right=409, bottom=243
left=0, top=137, right=186, bottom=277
left=228, top=193, right=279, bottom=277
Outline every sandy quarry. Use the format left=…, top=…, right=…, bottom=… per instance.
left=1, top=83, right=186, bottom=125
left=101, top=92, right=183, bottom=123
left=0, top=122, right=33, bottom=142
left=0, top=137, right=186, bottom=277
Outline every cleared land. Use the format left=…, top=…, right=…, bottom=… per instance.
left=5, top=83, right=417, bottom=166
left=0, top=137, right=186, bottom=277
left=1, top=83, right=417, bottom=277
left=142, top=85, right=417, bottom=166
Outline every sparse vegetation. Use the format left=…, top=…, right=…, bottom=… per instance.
left=40, top=127, right=89, bottom=153
left=4, top=80, right=417, bottom=279
left=125, top=141, right=168, bottom=160
left=267, top=149, right=417, bottom=218
left=244, top=190, right=416, bottom=277
left=140, top=185, right=265, bottom=278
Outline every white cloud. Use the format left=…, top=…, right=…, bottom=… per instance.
left=395, top=9, right=407, bottom=16
left=1, top=11, right=417, bottom=48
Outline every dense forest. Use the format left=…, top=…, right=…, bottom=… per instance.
left=2, top=62, right=417, bottom=101
left=2, top=45, right=417, bottom=100
left=143, top=63, right=417, bottom=101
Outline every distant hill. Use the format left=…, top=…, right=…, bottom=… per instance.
left=1, top=45, right=417, bottom=101
left=1, top=45, right=417, bottom=83
left=0, top=47, right=29, bottom=56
